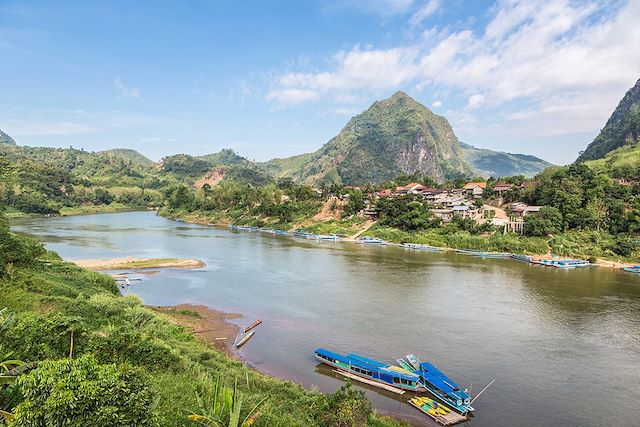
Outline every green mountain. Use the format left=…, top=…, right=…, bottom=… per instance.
left=0, top=129, right=16, bottom=145
left=461, top=142, right=552, bottom=178
left=577, top=78, right=640, bottom=162
left=262, top=91, right=474, bottom=185
left=261, top=92, right=550, bottom=184
left=197, top=148, right=247, bottom=166
left=584, top=143, right=640, bottom=178
left=98, top=148, right=155, bottom=166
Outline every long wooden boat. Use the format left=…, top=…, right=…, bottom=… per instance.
left=533, top=259, right=590, bottom=268
left=511, top=254, right=533, bottom=263
left=400, top=355, right=473, bottom=414
left=314, top=348, right=427, bottom=393
left=402, top=243, right=444, bottom=252
left=315, top=234, right=340, bottom=241
left=357, top=237, right=386, bottom=244
left=235, top=331, right=255, bottom=348
left=457, top=249, right=511, bottom=258
left=244, top=320, right=262, bottom=333
left=408, top=396, right=467, bottom=426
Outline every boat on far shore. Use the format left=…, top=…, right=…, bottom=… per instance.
left=402, top=243, right=444, bottom=252
left=622, top=265, right=640, bottom=273
left=532, top=259, right=591, bottom=268
left=357, top=237, right=386, bottom=245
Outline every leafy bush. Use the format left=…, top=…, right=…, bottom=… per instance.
left=11, top=355, right=158, bottom=427
left=322, top=382, right=372, bottom=427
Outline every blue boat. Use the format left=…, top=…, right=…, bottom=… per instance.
left=400, top=355, right=473, bottom=414
left=314, top=349, right=427, bottom=393
left=402, top=243, right=443, bottom=252
left=511, top=254, right=533, bottom=263
left=534, top=259, right=590, bottom=269
left=315, top=234, right=340, bottom=241
left=623, top=265, right=640, bottom=274
left=357, top=237, right=386, bottom=245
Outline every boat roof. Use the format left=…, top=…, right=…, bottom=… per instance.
left=420, top=362, right=469, bottom=399
left=315, top=349, right=419, bottom=381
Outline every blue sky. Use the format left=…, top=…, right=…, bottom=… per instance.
left=1, top=0, right=639, bottom=165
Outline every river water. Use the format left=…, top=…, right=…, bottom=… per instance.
left=12, top=211, right=640, bottom=426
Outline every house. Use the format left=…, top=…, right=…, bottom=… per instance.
left=421, top=188, right=448, bottom=205
left=463, top=182, right=487, bottom=199
left=396, top=182, right=427, bottom=195
left=441, top=194, right=466, bottom=208
left=452, top=203, right=482, bottom=220
left=492, top=183, right=514, bottom=194
left=376, top=189, right=393, bottom=198
left=510, top=202, right=542, bottom=220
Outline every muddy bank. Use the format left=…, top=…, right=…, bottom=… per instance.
left=155, top=304, right=241, bottom=354
left=72, top=257, right=205, bottom=271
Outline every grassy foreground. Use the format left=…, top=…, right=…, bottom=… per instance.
left=0, top=250, right=405, bottom=426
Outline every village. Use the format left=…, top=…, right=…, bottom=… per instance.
left=345, top=181, right=543, bottom=235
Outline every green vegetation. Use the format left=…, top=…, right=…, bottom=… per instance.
left=0, top=210, right=403, bottom=426
left=577, top=78, right=640, bottom=162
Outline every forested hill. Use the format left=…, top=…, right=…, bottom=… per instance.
left=98, top=148, right=155, bottom=166
left=0, top=129, right=16, bottom=145
left=577, top=78, right=640, bottom=162
left=259, top=92, right=551, bottom=184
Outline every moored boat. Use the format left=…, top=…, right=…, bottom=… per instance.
left=534, top=259, right=590, bottom=268
left=511, top=254, right=533, bottom=263
left=408, top=396, right=467, bottom=426
left=622, top=265, right=640, bottom=273
left=315, top=234, right=340, bottom=241
left=402, top=243, right=443, bottom=252
left=235, top=330, right=255, bottom=348
left=357, top=237, right=386, bottom=245
left=314, top=348, right=427, bottom=393
left=244, top=319, right=262, bottom=333
left=400, top=355, right=473, bottom=414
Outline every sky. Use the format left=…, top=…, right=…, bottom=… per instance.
left=1, top=0, right=639, bottom=165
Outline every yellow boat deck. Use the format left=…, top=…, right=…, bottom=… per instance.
left=408, top=398, right=468, bottom=426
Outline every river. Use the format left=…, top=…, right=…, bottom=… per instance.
left=12, top=211, right=640, bottom=426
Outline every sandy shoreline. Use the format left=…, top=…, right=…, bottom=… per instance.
left=72, top=257, right=206, bottom=271
left=155, top=304, right=242, bottom=354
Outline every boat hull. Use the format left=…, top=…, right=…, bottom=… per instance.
left=314, top=355, right=427, bottom=393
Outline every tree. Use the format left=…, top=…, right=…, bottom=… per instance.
left=524, top=206, right=563, bottom=237
left=585, top=197, right=609, bottom=232
left=322, top=382, right=372, bottom=427
left=11, top=355, right=158, bottom=427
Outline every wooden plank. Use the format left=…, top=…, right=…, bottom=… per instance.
left=333, top=369, right=405, bottom=395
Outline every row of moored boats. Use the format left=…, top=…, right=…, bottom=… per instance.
left=314, top=348, right=492, bottom=425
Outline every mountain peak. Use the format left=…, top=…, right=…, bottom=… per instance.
left=577, top=78, right=640, bottom=162
left=0, top=129, right=16, bottom=145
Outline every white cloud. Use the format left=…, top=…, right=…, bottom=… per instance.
left=467, top=94, right=485, bottom=110
left=266, top=88, right=319, bottom=105
left=114, top=78, right=140, bottom=98
left=432, top=100, right=442, bottom=107
left=409, top=0, right=441, bottom=27
left=268, top=0, right=640, bottom=142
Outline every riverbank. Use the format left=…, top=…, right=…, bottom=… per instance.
left=72, top=257, right=206, bottom=270
left=155, top=304, right=241, bottom=354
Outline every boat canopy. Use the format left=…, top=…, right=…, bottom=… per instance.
left=420, top=362, right=469, bottom=399
left=315, top=349, right=420, bottom=382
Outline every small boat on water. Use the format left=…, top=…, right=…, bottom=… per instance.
left=399, top=355, right=473, bottom=414
left=408, top=396, right=467, bottom=426
left=622, top=265, right=640, bottom=274
left=314, top=349, right=427, bottom=393
left=235, top=331, right=255, bottom=348
left=511, top=254, right=533, bottom=263
left=402, top=243, right=443, bottom=252
left=457, top=249, right=510, bottom=258
left=357, top=237, right=386, bottom=245
left=244, top=319, right=262, bottom=333
left=315, top=234, right=340, bottom=241
left=533, top=259, right=591, bottom=269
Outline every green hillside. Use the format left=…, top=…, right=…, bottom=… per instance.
left=99, top=148, right=155, bottom=166
left=0, top=129, right=16, bottom=145
left=584, top=143, right=640, bottom=178
left=461, top=142, right=552, bottom=178
left=198, top=148, right=247, bottom=166
left=259, top=92, right=550, bottom=185
left=577, top=78, right=640, bottom=162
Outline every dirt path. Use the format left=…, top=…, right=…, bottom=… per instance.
left=346, top=220, right=377, bottom=241
left=72, top=257, right=205, bottom=271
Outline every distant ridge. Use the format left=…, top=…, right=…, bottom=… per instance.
left=0, top=129, right=16, bottom=145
